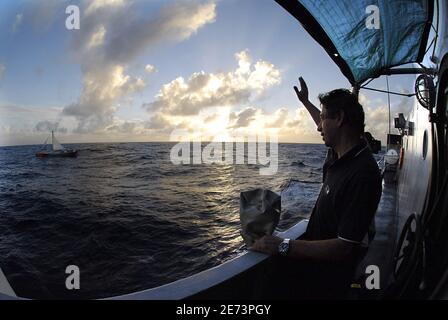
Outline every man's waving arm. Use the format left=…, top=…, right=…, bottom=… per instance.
left=294, top=77, right=321, bottom=127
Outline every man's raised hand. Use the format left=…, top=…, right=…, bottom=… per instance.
left=293, top=77, right=321, bottom=127
left=294, top=77, right=309, bottom=104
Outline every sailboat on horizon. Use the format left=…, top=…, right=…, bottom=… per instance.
left=35, top=131, right=78, bottom=158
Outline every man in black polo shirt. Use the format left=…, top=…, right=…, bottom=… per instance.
left=252, top=77, right=382, bottom=298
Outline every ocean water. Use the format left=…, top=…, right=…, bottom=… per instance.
left=0, top=142, right=326, bottom=299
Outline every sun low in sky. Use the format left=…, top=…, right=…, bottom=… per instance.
left=0, top=0, right=415, bottom=147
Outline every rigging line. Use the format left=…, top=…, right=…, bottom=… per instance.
left=360, top=77, right=375, bottom=88
left=431, top=0, right=440, bottom=59
left=386, top=76, right=391, bottom=136
left=424, top=21, right=439, bottom=57
left=360, top=86, right=415, bottom=97
left=424, top=37, right=436, bottom=55
left=431, top=23, right=437, bottom=33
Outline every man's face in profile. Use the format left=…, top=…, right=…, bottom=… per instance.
left=317, top=105, right=339, bottom=148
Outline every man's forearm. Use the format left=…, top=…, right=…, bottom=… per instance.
left=288, top=238, right=355, bottom=263
left=301, top=100, right=321, bottom=127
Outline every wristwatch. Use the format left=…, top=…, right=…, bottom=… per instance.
left=278, top=238, right=290, bottom=256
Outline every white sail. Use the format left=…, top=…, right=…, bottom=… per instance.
left=51, top=131, right=64, bottom=151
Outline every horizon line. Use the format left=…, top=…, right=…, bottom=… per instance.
left=0, top=140, right=326, bottom=148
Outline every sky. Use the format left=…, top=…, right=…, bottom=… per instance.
left=0, top=0, right=417, bottom=146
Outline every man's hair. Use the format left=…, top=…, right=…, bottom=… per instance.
left=318, top=89, right=365, bottom=134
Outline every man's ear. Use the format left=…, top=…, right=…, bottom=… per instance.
left=336, top=109, right=345, bottom=127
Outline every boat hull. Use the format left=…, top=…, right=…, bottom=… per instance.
left=35, top=150, right=78, bottom=158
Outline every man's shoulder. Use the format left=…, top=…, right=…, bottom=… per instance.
left=348, top=152, right=382, bottom=182
left=362, top=151, right=381, bottom=171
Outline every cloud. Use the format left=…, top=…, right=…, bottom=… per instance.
left=145, top=64, right=156, bottom=74
left=12, top=13, right=23, bottom=33
left=0, top=64, right=5, bottom=80
left=145, top=50, right=281, bottom=116
left=0, top=104, right=75, bottom=145
left=63, top=0, right=217, bottom=133
left=361, top=93, right=413, bottom=143
left=202, top=105, right=312, bottom=141
left=85, top=0, right=126, bottom=16
left=143, top=99, right=323, bottom=143
left=35, top=121, right=68, bottom=133
left=204, top=113, right=219, bottom=123
left=271, top=107, right=320, bottom=142
left=228, top=107, right=258, bottom=128
left=86, top=24, right=107, bottom=50
left=63, top=64, right=145, bottom=133
left=106, top=121, right=137, bottom=134
left=266, top=107, right=289, bottom=128
left=145, top=113, right=174, bottom=131
left=103, top=1, right=217, bottom=64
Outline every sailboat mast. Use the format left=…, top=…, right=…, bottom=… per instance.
left=51, top=131, right=54, bottom=151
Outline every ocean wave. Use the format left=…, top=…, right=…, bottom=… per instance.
left=290, top=161, right=307, bottom=167
left=0, top=142, right=326, bottom=298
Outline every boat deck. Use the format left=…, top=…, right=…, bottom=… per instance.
left=349, top=178, right=398, bottom=298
